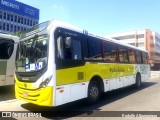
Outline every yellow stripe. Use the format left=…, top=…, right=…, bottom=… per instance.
left=56, top=63, right=134, bottom=86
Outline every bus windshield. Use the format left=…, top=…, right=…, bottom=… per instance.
left=16, top=34, right=48, bottom=72
left=20, top=20, right=51, bottom=39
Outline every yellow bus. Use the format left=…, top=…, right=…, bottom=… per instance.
left=15, top=20, right=150, bottom=106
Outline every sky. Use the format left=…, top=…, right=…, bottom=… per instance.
left=16, top=0, right=160, bottom=35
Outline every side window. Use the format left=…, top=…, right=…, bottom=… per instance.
left=103, top=42, right=117, bottom=62
left=142, top=52, right=148, bottom=64
left=57, top=36, right=64, bottom=59
left=0, top=39, right=14, bottom=59
left=72, top=39, right=82, bottom=59
left=128, top=49, right=135, bottom=64
left=57, top=34, right=82, bottom=60
left=88, top=38, right=102, bottom=60
left=146, top=54, right=149, bottom=64
left=118, top=46, right=129, bottom=63
left=135, top=51, right=142, bottom=63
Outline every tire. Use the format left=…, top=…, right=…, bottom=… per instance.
left=87, top=81, right=101, bottom=104
left=135, top=74, right=141, bottom=88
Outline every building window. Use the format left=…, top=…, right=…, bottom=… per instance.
left=0, top=10, right=2, bottom=19
left=18, top=16, right=20, bottom=23
left=10, top=14, right=13, bottom=21
left=10, top=24, right=13, bottom=32
left=14, top=26, right=17, bottom=32
left=23, top=28, right=26, bottom=31
left=3, top=12, right=6, bottom=19
left=156, top=36, right=160, bottom=43
left=27, top=19, right=30, bottom=25
left=30, top=20, right=32, bottom=26
left=137, top=42, right=144, bottom=47
left=20, top=26, right=22, bottom=31
left=3, top=23, right=6, bottom=30
left=7, top=23, right=9, bottom=31
left=24, top=18, right=26, bottom=25
left=113, top=35, right=135, bottom=40
left=21, top=17, right=23, bottom=24
left=14, top=15, right=17, bottom=22
left=33, top=20, right=35, bottom=26
left=17, top=26, right=20, bottom=31
left=7, top=13, right=10, bottom=21
left=0, top=22, right=2, bottom=30
left=137, top=34, right=144, bottom=39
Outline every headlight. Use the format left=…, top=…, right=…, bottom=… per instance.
left=39, top=75, right=52, bottom=88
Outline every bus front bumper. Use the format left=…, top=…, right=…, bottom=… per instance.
left=15, top=85, right=53, bottom=107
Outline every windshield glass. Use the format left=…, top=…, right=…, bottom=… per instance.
left=16, top=34, right=48, bottom=72
left=20, top=20, right=51, bottom=39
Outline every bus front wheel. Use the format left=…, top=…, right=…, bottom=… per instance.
left=87, top=81, right=101, bottom=104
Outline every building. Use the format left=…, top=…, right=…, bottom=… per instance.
left=0, top=0, right=39, bottom=33
left=105, top=29, right=160, bottom=70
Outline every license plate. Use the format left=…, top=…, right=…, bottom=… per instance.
left=22, top=92, right=28, bottom=97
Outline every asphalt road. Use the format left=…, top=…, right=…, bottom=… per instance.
left=0, top=74, right=160, bottom=120
left=0, top=85, right=15, bottom=102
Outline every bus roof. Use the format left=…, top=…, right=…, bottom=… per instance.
left=51, top=20, right=148, bottom=53
left=0, top=33, right=19, bottom=42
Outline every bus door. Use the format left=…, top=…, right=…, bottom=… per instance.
left=5, top=41, right=16, bottom=85
left=55, top=28, right=86, bottom=104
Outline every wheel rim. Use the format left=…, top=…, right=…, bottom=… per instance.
left=89, top=85, right=99, bottom=99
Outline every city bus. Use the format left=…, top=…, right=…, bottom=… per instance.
left=0, top=33, right=19, bottom=86
left=15, top=20, right=150, bottom=107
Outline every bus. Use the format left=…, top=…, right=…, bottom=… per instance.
left=15, top=20, right=150, bottom=107
left=0, top=33, right=19, bottom=86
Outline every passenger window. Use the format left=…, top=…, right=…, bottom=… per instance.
left=128, top=49, right=135, bottom=64
left=88, top=38, right=102, bottom=60
left=0, top=39, right=14, bottom=59
left=64, top=37, right=72, bottom=59
left=135, top=51, right=142, bottom=63
left=57, top=36, right=64, bottom=59
left=72, top=39, right=82, bottom=59
left=146, top=54, right=149, bottom=64
left=103, top=42, right=117, bottom=62
left=57, top=36, right=82, bottom=60
left=142, top=53, right=148, bottom=64
left=118, top=46, right=129, bottom=63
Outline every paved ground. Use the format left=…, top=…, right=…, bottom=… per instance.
left=0, top=72, right=160, bottom=120
left=0, top=85, right=15, bottom=102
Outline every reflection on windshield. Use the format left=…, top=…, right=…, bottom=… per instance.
left=16, top=34, right=48, bottom=72
left=20, top=21, right=51, bottom=39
